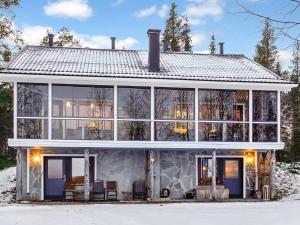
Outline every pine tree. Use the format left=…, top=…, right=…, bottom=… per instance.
left=290, top=40, right=300, bottom=161
left=40, top=27, right=81, bottom=47
left=162, top=2, right=182, bottom=52
left=181, top=16, right=192, bottom=52
left=254, top=18, right=278, bottom=72
left=209, top=32, right=216, bottom=55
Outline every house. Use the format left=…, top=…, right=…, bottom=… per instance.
left=0, top=29, right=296, bottom=201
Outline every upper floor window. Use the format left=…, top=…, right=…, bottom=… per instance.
left=155, top=88, right=195, bottom=141
left=198, top=90, right=249, bottom=121
left=17, top=83, right=48, bottom=139
left=52, top=85, right=113, bottom=118
left=17, top=83, right=48, bottom=117
left=253, top=91, right=277, bottom=122
left=117, top=87, right=151, bottom=141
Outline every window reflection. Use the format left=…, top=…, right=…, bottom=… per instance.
left=17, top=119, right=48, bottom=139
left=253, top=124, right=277, bottom=142
left=199, top=123, right=249, bottom=142
left=118, top=87, right=151, bottom=119
left=155, top=122, right=195, bottom=141
left=117, top=121, right=150, bottom=140
left=52, top=119, right=113, bottom=140
left=253, top=91, right=277, bottom=122
left=198, top=90, right=248, bottom=121
left=52, top=85, right=113, bottom=118
left=17, top=83, right=48, bottom=117
left=155, top=88, right=195, bottom=120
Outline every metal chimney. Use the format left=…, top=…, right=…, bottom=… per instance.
left=111, top=37, right=116, bottom=50
left=147, top=29, right=161, bottom=72
left=219, top=42, right=224, bottom=55
left=48, top=33, right=54, bottom=47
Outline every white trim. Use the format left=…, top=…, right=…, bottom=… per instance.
left=277, top=91, right=281, bottom=142
left=8, top=138, right=285, bottom=150
left=26, top=148, right=30, bottom=194
left=114, top=85, right=117, bottom=141
left=40, top=153, right=97, bottom=201
left=1, top=73, right=296, bottom=91
left=151, top=86, right=155, bottom=141
left=195, top=154, right=246, bottom=199
left=13, top=82, right=17, bottom=139
left=249, top=90, right=253, bottom=143
left=48, top=83, right=52, bottom=140
left=195, top=88, right=199, bottom=142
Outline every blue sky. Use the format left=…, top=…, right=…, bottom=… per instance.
left=12, top=0, right=300, bottom=67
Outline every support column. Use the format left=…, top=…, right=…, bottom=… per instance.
left=270, top=149, right=276, bottom=199
left=84, top=149, right=90, bottom=201
left=153, top=150, right=161, bottom=199
left=212, top=149, right=217, bottom=199
left=149, top=150, right=154, bottom=200
left=16, top=148, right=23, bottom=201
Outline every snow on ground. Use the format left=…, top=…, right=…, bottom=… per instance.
left=0, top=164, right=299, bottom=225
left=0, top=167, right=16, bottom=204
left=0, top=201, right=299, bottom=225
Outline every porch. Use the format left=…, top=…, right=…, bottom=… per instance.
left=15, top=148, right=277, bottom=202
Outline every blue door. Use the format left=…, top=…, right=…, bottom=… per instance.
left=44, top=157, right=65, bottom=200
left=223, top=158, right=243, bottom=198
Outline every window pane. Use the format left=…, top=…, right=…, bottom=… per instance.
left=48, top=159, right=63, bottom=179
left=253, top=124, right=277, bottom=142
left=52, top=85, right=113, bottom=118
left=155, top=122, right=195, bottom=141
left=17, top=119, right=48, bottom=139
left=198, top=90, right=249, bottom=121
left=52, top=119, right=113, bottom=140
left=72, top=158, right=84, bottom=181
left=17, top=83, right=48, bottom=117
left=117, top=121, right=150, bottom=140
left=225, top=160, right=239, bottom=179
left=155, top=88, right=195, bottom=120
left=253, top=91, right=277, bottom=122
left=117, top=87, right=151, bottom=119
left=199, top=122, right=249, bottom=142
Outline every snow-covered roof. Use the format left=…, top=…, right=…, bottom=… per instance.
left=0, top=45, right=291, bottom=83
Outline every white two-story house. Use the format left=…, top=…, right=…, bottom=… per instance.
left=0, top=29, right=295, bottom=201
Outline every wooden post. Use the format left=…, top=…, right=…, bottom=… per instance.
left=212, top=149, right=217, bottom=199
left=84, top=149, right=90, bottom=201
left=270, top=150, right=276, bottom=199
left=150, top=150, right=154, bottom=200
left=16, top=148, right=23, bottom=201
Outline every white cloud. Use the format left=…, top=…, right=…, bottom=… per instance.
left=184, top=0, right=224, bottom=26
left=134, top=4, right=169, bottom=18
left=21, top=25, right=138, bottom=49
left=278, top=50, right=292, bottom=66
left=22, top=25, right=52, bottom=45
left=44, top=0, right=93, bottom=20
left=191, top=33, right=205, bottom=46
left=158, top=4, right=169, bottom=17
left=134, top=6, right=157, bottom=17
left=113, top=0, right=124, bottom=6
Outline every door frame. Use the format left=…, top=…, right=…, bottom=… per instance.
left=40, top=154, right=98, bottom=201
left=195, top=155, right=246, bottom=198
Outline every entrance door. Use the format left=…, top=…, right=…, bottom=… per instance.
left=223, top=158, right=243, bottom=198
left=44, top=157, right=65, bottom=200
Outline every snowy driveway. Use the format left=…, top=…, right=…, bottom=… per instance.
left=0, top=200, right=299, bottom=225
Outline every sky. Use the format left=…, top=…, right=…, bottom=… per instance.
left=10, top=0, right=300, bottom=68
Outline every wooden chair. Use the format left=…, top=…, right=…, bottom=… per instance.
left=93, top=180, right=105, bottom=200
left=106, top=181, right=117, bottom=200
left=133, top=179, right=146, bottom=200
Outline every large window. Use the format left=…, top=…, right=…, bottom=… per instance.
left=198, top=90, right=249, bottom=142
left=117, top=87, right=151, bottom=140
left=155, top=88, right=195, bottom=141
left=253, top=91, right=277, bottom=142
left=52, top=85, right=114, bottom=140
left=17, top=83, right=48, bottom=139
